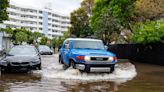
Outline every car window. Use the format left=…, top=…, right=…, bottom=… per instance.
left=9, top=46, right=37, bottom=56
left=39, top=46, right=51, bottom=51
left=74, top=40, right=104, bottom=50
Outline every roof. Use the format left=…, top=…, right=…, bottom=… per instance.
left=65, top=38, right=102, bottom=42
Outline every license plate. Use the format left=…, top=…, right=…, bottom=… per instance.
left=20, top=68, right=28, bottom=70
left=96, top=57, right=103, bottom=61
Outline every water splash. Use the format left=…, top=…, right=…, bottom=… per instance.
left=34, top=55, right=137, bottom=82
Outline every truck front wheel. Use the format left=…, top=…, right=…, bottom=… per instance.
left=110, top=65, right=115, bottom=73
left=70, top=60, right=76, bottom=69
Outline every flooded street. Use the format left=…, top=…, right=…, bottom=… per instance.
left=0, top=54, right=164, bottom=92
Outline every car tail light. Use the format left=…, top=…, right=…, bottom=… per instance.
left=76, top=56, right=85, bottom=60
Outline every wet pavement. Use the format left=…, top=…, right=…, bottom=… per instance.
left=0, top=54, right=164, bottom=92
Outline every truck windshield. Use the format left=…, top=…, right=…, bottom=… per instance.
left=74, top=40, right=105, bottom=50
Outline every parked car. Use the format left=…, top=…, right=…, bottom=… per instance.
left=0, top=45, right=41, bottom=72
left=38, top=45, right=53, bottom=55
left=59, top=38, right=117, bottom=73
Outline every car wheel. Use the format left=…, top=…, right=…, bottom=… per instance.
left=62, top=64, right=69, bottom=70
left=59, top=56, right=63, bottom=64
left=38, top=64, right=42, bottom=70
left=59, top=56, right=61, bottom=64
left=110, top=65, right=115, bottom=73
left=84, top=65, right=90, bottom=73
left=70, top=60, right=76, bottom=69
left=0, top=67, right=1, bottom=74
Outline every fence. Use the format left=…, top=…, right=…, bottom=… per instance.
left=108, top=44, right=164, bottom=65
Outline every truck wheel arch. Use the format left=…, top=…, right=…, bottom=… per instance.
left=69, top=58, right=77, bottom=68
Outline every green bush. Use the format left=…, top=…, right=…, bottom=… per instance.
left=133, top=19, right=164, bottom=44
left=40, top=37, right=47, bottom=45
left=15, top=31, right=28, bottom=44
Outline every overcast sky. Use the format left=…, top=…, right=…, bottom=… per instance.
left=10, top=0, right=82, bottom=15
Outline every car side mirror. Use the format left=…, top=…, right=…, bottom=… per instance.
left=104, top=45, right=108, bottom=50
left=65, top=44, right=70, bottom=50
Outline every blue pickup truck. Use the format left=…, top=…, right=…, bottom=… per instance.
left=59, top=38, right=117, bottom=73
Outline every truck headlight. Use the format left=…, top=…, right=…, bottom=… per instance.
left=84, top=56, right=90, bottom=61
left=108, top=56, right=117, bottom=62
left=108, top=56, right=114, bottom=62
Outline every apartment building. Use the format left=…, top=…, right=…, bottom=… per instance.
left=3, top=1, right=70, bottom=39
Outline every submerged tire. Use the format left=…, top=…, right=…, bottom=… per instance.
left=59, top=56, right=64, bottom=64
left=62, top=64, right=69, bottom=70
left=84, top=65, right=90, bottom=73
left=0, top=67, right=1, bottom=75
left=38, top=64, right=42, bottom=70
left=110, top=65, right=115, bottom=73
left=70, top=60, right=76, bottom=69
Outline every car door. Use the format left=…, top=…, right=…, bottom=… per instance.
left=62, top=40, right=70, bottom=65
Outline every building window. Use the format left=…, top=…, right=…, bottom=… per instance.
left=30, top=16, right=33, bottom=18
left=30, top=28, right=33, bottom=30
left=39, top=16, right=42, bottom=19
left=39, top=11, right=42, bottom=13
left=39, top=28, right=42, bottom=30
left=52, top=35, right=56, bottom=37
left=48, top=23, right=51, bottom=26
left=48, top=18, right=51, bottom=20
left=48, top=12, right=51, bottom=15
left=39, top=22, right=42, bottom=25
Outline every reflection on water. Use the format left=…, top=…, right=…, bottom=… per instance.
left=0, top=55, right=138, bottom=92
left=0, top=73, right=41, bottom=92
left=117, top=62, right=164, bottom=92
left=61, top=81, right=119, bottom=92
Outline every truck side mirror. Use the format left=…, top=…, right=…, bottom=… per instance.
left=65, top=44, right=70, bottom=50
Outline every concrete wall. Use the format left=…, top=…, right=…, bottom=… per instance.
left=0, top=24, right=12, bottom=50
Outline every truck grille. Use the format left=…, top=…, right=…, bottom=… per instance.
left=90, top=57, right=108, bottom=61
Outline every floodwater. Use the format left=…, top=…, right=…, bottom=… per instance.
left=0, top=54, right=163, bottom=92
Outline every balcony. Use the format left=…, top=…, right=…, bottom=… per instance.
left=8, top=8, right=38, bottom=17
left=48, top=31, right=63, bottom=36
left=9, top=15, right=39, bottom=22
